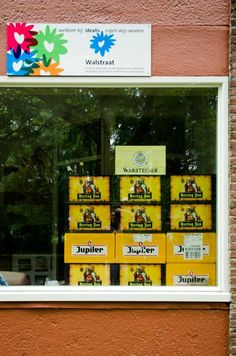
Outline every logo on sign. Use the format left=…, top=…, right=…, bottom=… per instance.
left=90, top=31, right=116, bottom=57
left=72, top=241, right=107, bottom=256
left=123, top=242, right=158, bottom=256
left=133, top=151, right=148, bottom=167
left=174, top=271, right=209, bottom=285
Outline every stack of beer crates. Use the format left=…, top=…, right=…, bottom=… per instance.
left=116, top=176, right=165, bottom=286
left=166, top=175, right=216, bottom=286
left=65, top=176, right=114, bottom=286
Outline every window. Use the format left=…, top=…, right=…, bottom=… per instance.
left=0, top=77, right=229, bottom=301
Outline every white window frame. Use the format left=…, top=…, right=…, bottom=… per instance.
left=0, top=76, right=230, bottom=302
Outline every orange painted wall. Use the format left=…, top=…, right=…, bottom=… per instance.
left=0, top=303, right=229, bottom=356
left=0, top=1, right=230, bottom=355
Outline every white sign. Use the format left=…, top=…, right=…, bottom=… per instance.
left=173, top=245, right=209, bottom=256
left=174, top=274, right=209, bottom=286
left=123, top=245, right=158, bottom=256
left=72, top=244, right=107, bottom=256
left=184, top=233, right=203, bottom=260
left=115, top=146, right=166, bottom=175
left=7, top=23, right=151, bottom=76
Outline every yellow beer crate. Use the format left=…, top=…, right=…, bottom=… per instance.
left=120, top=205, right=161, bottom=231
left=166, top=232, right=216, bottom=263
left=170, top=204, right=212, bottom=231
left=69, top=176, right=110, bottom=202
left=166, top=263, right=216, bottom=286
left=116, top=233, right=165, bottom=263
left=69, top=205, right=111, bottom=231
left=170, top=175, right=212, bottom=201
left=119, top=176, right=161, bottom=202
left=64, top=233, right=115, bottom=263
left=120, top=264, right=162, bottom=286
left=69, top=263, right=111, bottom=286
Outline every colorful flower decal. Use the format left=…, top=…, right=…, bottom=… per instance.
left=7, top=23, right=38, bottom=53
left=7, top=49, right=39, bottom=76
left=90, top=31, right=116, bottom=57
left=7, top=23, right=68, bottom=76
left=34, top=25, right=68, bottom=65
left=31, top=61, right=64, bottom=76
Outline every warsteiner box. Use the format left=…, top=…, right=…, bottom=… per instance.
left=69, top=263, right=111, bottom=286
left=170, top=175, right=212, bottom=201
left=64, top=233, right=115, bottom=263
left=120, top=264, right=162, bottom=286
left=69, top=205, right=111, bottom=231
left=69, top=176, right=110, bottom=202
left=166, top=232, right=216, bottom=263
left=119, top=176, right=161, bottom=203
left=166, top=263, right=216, bottom=286
left=170, top=204, right=212, bottom=231
left=116, top=233, right=165, bottom=263
left=120, top=205, right=161, bottom=231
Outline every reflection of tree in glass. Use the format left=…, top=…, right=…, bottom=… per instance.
left=110, top=88, right=216, bottom=175
left=0, top=87, right=217, bottom=280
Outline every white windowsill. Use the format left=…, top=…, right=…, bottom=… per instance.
left=0, top=286, right=230, bottom=302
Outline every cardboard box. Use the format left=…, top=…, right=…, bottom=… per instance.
left=69, top=176, right=110, bottom=202
left=120, top=264, right=162, bottom=286
left=166, top=263, right=216, bottom=286
left=166, top=232, right=216, bottom=263
left=120, top=205, right=161, bottom=231
left=170, top=175, right=212, bottom=201
left=64, top=233, right=115, bottom=263
left=69, top=264, right=111, bottom=286
left=116, top=233, right=165, bottom=263
left=170, top=204, right=212, bottom=231
left=69, top=205, right=111, bottom=231
left=119, top=176, right=161, bottom=202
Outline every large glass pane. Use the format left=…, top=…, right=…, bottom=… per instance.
left=0, top=87, right=217, bottom=286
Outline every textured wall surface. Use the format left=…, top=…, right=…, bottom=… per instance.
left=0, top=1, right=230, bottom=355
left=0, top=303, right=229, bottom=356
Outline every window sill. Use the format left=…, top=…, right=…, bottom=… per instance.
left=0, top=286, right=230, bottom=302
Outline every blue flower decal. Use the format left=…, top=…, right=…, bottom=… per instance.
left=90, top=31, right=116, bottom=57
left=7, top=49, right=39, bottom=76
